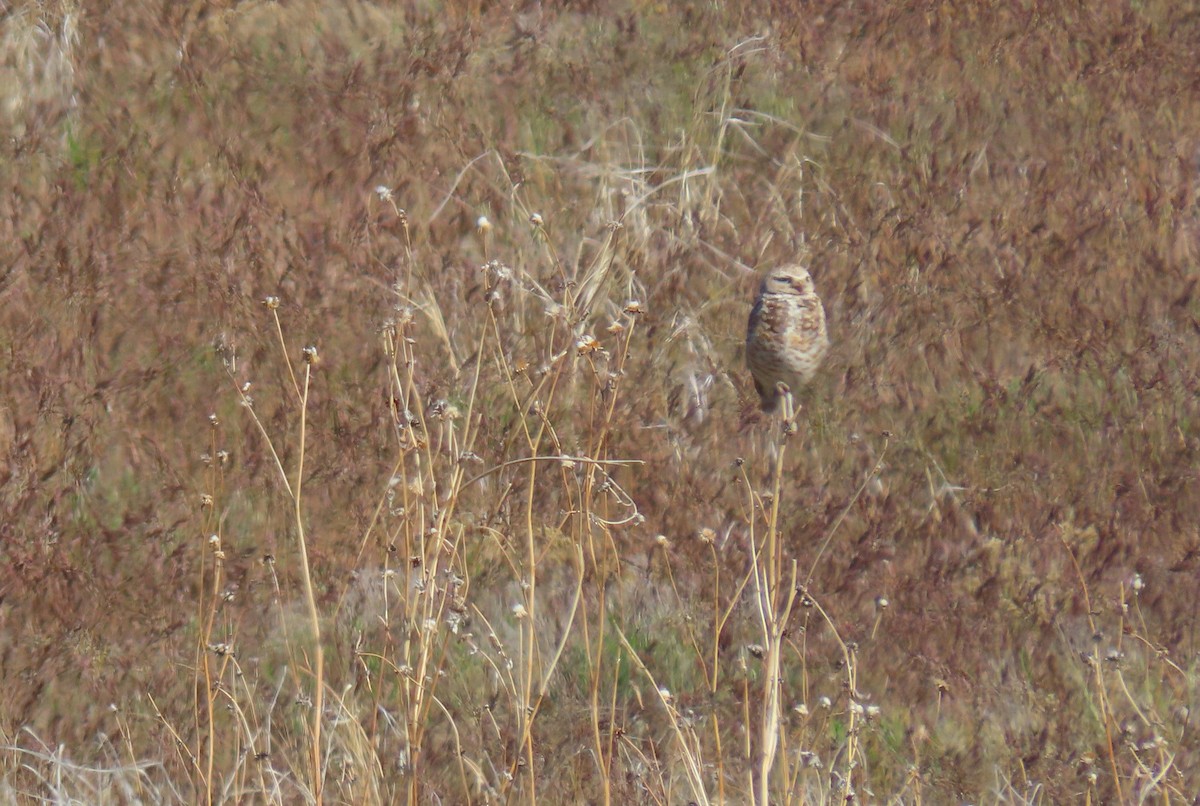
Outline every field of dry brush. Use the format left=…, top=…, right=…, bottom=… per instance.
left=3, top=1, right=1200, bottom=802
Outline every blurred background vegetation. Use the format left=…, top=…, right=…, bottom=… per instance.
left=2, top=0, right=1199, bottom=801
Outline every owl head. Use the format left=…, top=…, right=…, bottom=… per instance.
left=760, top=266, right=815, bottom=296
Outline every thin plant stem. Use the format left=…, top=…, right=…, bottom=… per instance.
left=293, top=363, right=324, bottom=803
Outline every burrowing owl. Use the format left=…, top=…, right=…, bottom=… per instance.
left=746, top=265, right=829, bottom=413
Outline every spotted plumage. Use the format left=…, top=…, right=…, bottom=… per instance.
left=746, top=265, right=829, bottom=413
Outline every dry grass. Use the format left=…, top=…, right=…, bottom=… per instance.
left=3, top=0, right=1200, bottom=802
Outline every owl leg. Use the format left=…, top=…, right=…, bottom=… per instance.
left=775, top=381, right=796, bottom=422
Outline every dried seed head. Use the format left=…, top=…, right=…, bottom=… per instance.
left=1140, top=735, right=1166, bottom=751
left=655, top=534, right=671, bottom=550
left=511, top=603, right=528, bottom=619
left=875, top=596, right=889, bottom=609
left=199, top=494, right=213, bottom=508
left=576, top=335, right=601, bottom=355
left=394, top=305, right=415, bottom=327
left=623, top=299, right=643, bottom=315
left=1131, top=573, right=1144, bottom=593
left=476, top=215, right=492, bottom=234
left=697, top=527, right=716, bottom=545
left=374, top=185, right=393, bottom=201
left=302, top=346, right=320, bottom=366
left=529, top=212, right=544, bottom=227
left=446, top=403, right=462, bottom=420
left=483, top=258, right=513, bottom=281
left=208, top=413, right=219, bottom=427
left=263, top=295, right=280, bottom=310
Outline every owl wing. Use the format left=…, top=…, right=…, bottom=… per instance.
left=746, top=295, right=765, bottom=346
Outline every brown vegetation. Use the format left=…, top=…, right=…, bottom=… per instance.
left=2, top=0, right=1200, bottom=802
